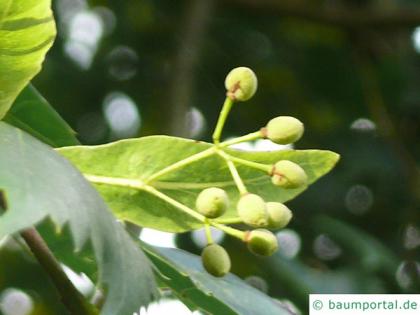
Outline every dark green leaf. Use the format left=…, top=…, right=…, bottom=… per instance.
left=143, top=245, right=293, bottom=315
left=0, top=122, right=157, bottom=315
left=4, top=85, right=79, bottom=147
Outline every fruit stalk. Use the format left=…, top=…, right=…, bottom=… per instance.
left=212, top=97, right=234, bottom=144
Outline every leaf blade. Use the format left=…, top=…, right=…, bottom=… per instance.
left=58, top=136, right=339, bottom=232
left=0, top=0, right=56, bottom=118
left=143, top=245, right=293, bottom=315
left=4, top=85, right=79, bottom=147
left=0, top=122, right=157, bottom=315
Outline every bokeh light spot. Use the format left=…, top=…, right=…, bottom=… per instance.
left=64, top=9, right=104, bottom=69
left=404, top=225, right=420, bottom=250
left=0, top=288, right=33, bottom=315
left=395, top=261, right=420, bottom=290
left=103, top=92, right=141, bottom=139
left=350, top=118, right=376, bottom=133
left=186, top=107, right=206, bottom=138
left=107, top=46, right=139, bottom=81
left=192, top=227, right=225, bottom=248
left=76, top=111, right=108, bottom=144
left=313, top=234, right=342, bottom=261
left=276, top=229, right=301, bottom=259
left=412, top=26, right=420, bottom=53
left=345, top=185, right=374, bottom=215
left=140, top=229, right=176, bottom=248
left=228, top=138, right=293, bottom=152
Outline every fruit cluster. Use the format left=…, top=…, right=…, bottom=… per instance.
left=198, top=67, right=308, bottom=277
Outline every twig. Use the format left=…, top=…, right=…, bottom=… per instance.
left=168, top=0, right=215, bottom=137
left=21, top=227, right=97, bottom=315
left=223, top=0, right=420, bottom=29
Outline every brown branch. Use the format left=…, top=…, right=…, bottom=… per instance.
left=223, top=0, right=420, bottom=29
left=168, top=0, right=215, bottom=137
left=21, top=227, right=97, bottom=315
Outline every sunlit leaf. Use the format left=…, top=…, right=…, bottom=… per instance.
left=58, top=136, right=339, bottom=232
left=0, top=0, right=56, bottom=118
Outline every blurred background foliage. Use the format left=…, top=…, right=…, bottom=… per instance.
left=1, top=0, right=419, bottom=314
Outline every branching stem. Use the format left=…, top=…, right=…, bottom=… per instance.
left=214, top=217, right=243, bottom=224
left=210, top=222, right=247, bottom=241
left=145, top=147, right=216, bottom=184
left=217, top=150, right=248, bottom=195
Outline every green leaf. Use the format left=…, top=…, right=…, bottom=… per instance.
left=0, top=122, right=157, bottom=315
left=58, top=136, right=339, bottom=232
left=0, top=0, right=56, bottom=119
left=4, top=85, right=79, bottom=147
left=143, top=245, right=293, bottom=315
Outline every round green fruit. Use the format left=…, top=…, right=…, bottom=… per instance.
left=271, top=160, right=307, bottom=189
left=196, top=187, right=229, bottom=218
left=266, top=202, right=292, bottom=229
left=246, top=229, right=279, bottom=256
left=225, top=67, right=258, bottom=101
left=237, top=194, right=268, bottom=227
left=201, top=244, right=231, bottom=277
left=265, top=116, right=304, bottom=144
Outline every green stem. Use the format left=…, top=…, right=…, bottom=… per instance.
left=145, top=147, right=216, bottom=184
left=212, top=97, right=234, bottom=144
left=217, top=150, right=248, bottom=195
left=85, top=173, right=248, bottom=242
left=210, top=222, right=247, bottom=241
left=219, top=130, right=263, bottom=148
left=85, top=174, right=145, bottom=189
left=225, top=154, right=272, bottom=173
left=140, top=186, right=247, bottom=241
left=142, top=185, right=205, bottom=222
left=214, top=217, right=243, bottom=224
left=21, top=228, right=97, bottom=315
left=204, top=220, right=213, bottom=244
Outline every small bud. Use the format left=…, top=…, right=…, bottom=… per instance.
left=237, top=194, right=268, bottom=227
left=264, top=116, right=304, bottom=144
left=246, top=229, right=278, bottom=256
left=271, top=160, right=307, bottom=189
left=201, top=244, right=231, bottom=277
left=196, top=187, right=229, bottom=218
left=266, top=202, right=292, bottom=229
left=225, top=67, right=258, bottom=101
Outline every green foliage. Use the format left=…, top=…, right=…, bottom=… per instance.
left=4, top=85, right=79, bottom=147
left=0, top=122, right=157, bottom=315
left=58, top=136, right=339, bottom=232
left=143, top=245, right=293, bottom=315
left=0, top=0, right=56, bottom=119
left=0, top=1, right=343, bottom=311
